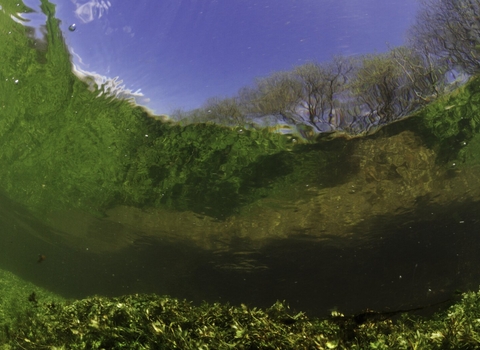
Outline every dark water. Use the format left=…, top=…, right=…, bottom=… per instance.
left=1, top=190, right=478, bottom=318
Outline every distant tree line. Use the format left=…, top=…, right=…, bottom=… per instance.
left=174, top=0, right=477, bottom=136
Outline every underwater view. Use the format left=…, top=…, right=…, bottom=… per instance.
left=1, top=0, right=480, bottom=348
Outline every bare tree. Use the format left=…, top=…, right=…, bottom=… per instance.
left=239, top=58, right=354, bottom=131
left=202, top=97, right=245, bottom=126
left=410, top=0, right=480, bottom=74
left=323, top=56, right=355, bottom=125
left=390, top=45, right=447, bottom=102
left=238, top=71, right=305, bottom=126
left=291, top=58, right=354, bottom=128
left=292, top=63, right=329, bottom=129
left=349, top=53, right=417, bottom=123
left=173, top=97, right=246, bottom=126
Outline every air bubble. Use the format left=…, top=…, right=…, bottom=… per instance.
left=69, top=24, right=76, bottom=32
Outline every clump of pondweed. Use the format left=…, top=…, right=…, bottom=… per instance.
left=4, top=290, right=480, bottom=349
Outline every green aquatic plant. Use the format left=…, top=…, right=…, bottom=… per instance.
left=3, top=286, right=480, bottom=349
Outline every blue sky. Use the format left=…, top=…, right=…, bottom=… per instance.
left=37, top=0, right=419, bottom=115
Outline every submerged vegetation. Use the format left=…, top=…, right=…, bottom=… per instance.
left=0, top=0, right=479, bottom=222
left=0, top=0, right=480, bottom=349
left=1, top=273, right=480, bottom=350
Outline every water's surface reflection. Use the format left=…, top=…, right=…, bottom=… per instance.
left=1, top=189, right=478, bottom=318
